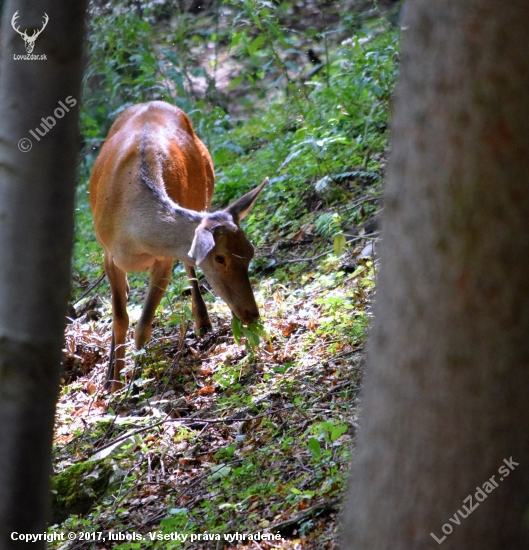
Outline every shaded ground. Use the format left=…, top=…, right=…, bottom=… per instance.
left=53, top=212, right=378, bottom=548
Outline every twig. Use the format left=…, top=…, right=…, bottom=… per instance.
left=308, top=380, right=361, bottom=406
left=112, top=480, right=175, bottom=512
left=296, top=456, right=312, bottom=473
left=172, top=459, right=242, bottom=501
left=91, top=416, right=170, bottom=457
left=89, top=406, right=295, bottom=458
left=315, top=536, right=337, bottom=548
left=282, top=232, right=380, bottom=263
left=139, top=458, right=245, bottom=528
left=343, top=194, right=381, bottom=211
left=111, top=460, right=145, bottom=514
left=271, top=498, right=340, bottom=534
left=73, top=273, right=105, bottom=306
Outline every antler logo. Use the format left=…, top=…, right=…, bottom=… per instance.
left=11, top=11, right=49, bottom=54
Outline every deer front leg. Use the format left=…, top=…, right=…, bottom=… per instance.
left=185, top=263, right=212, bottom=334
left=135, top=259, right=173, bottom=350
left=104, top=253, right=129, bottom=392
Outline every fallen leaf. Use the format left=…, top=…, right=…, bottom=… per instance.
left=92, top=400, right=108, bottom=413
left=54, top=434, right=75, bottom=444
left=292, top=229, right=304, bottom=242
left=280, top=320, right=299, bottom=336
left=178, top=457, right=201, bottom=469
left=85, top=381, right=98, bottom=395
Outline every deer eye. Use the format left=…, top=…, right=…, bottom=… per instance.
left=215, top=255, right=225, bottom=265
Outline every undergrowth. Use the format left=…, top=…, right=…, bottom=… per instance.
left=56, top=1, right=400, bottom=548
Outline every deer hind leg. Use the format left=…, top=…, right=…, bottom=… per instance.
left=104, top=253, right=130, bottom=392
left=135, top=259, right=173, bottom=351
left=185, top=263, right=212, bottom=334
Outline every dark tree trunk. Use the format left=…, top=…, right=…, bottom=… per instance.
left=342, top=0, right=529, bottom=548
left=0, top=1, right=87, bottom=547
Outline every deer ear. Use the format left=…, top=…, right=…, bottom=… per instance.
left=189, top=226, right=215, bottom=266
left=225, top=177, right=269, bottom=225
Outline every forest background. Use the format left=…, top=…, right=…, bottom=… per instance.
left=20, top=0, right=400, bottom=548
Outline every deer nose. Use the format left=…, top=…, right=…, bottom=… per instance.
left=241, top=309, right=259, bottom=325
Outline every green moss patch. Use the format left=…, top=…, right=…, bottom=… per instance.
left=51, top=460, right=114, bottom=524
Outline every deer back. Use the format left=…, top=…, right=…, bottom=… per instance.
left=90, top=101, right=267, bottom=324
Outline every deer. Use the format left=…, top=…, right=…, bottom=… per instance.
left=89, top=101, right=268, bottom=392
left=11, top=11, right=49, bottom=54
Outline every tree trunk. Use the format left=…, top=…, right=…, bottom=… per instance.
left=342, top=1, right=529, bottom=549
left=0, top=2, right=87, bottom=547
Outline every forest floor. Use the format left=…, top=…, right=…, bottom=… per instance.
left=54, top=202, right=378, bottom=549
left=48, top=1, right=397, bottom=548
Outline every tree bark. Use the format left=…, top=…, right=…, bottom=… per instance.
left=0, top=1, right=87, bottom=547
left=342, top=1, right=529, bottom=549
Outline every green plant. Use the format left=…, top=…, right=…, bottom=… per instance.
left=83, top=6, right=161, bottom=140
left=231, top=317, right=269, bottom=349
left=226, top=0, right=309, bottom=113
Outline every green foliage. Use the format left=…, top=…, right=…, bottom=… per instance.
left=225, top=0, right=307, bottom=110
left=314, top=291, right=367, bottom=347
left=147, top=509, right=196, bottom=549
left=83, top=7, right=160, bottom=140
left=308, top=436, right=322, bottom=460
left=334, top=232, right=347, bottom=256
left=211, top=25, right=399, bottom=246
left=231, top=317, right=269, bottom=349
left=72, top=184, right=106, bottom=284
left=306, top=420, right=349, bottom=473
left=315, top=211, right=342, bottom=237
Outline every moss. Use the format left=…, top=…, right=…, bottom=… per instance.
left=51, top=459, right=114, bottom=524
left=143, top=360, right=170, bottom=379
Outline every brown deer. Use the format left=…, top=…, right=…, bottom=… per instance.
left=89, top=101, right=268, bottom=392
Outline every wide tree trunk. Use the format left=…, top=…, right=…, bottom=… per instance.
left=0, top=1, right=87, bottom=547
left=342, top=1, right=529, bottom=549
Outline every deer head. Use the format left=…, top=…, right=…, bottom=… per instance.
left=188, top=178, right=269, bottom=325
left=11, top=11, right=49, bottom=54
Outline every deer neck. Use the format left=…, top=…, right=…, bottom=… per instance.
left=129, top=186, right=205, bottom=264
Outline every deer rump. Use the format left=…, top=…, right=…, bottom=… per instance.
left=89, top=101, right=268, bottom=392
